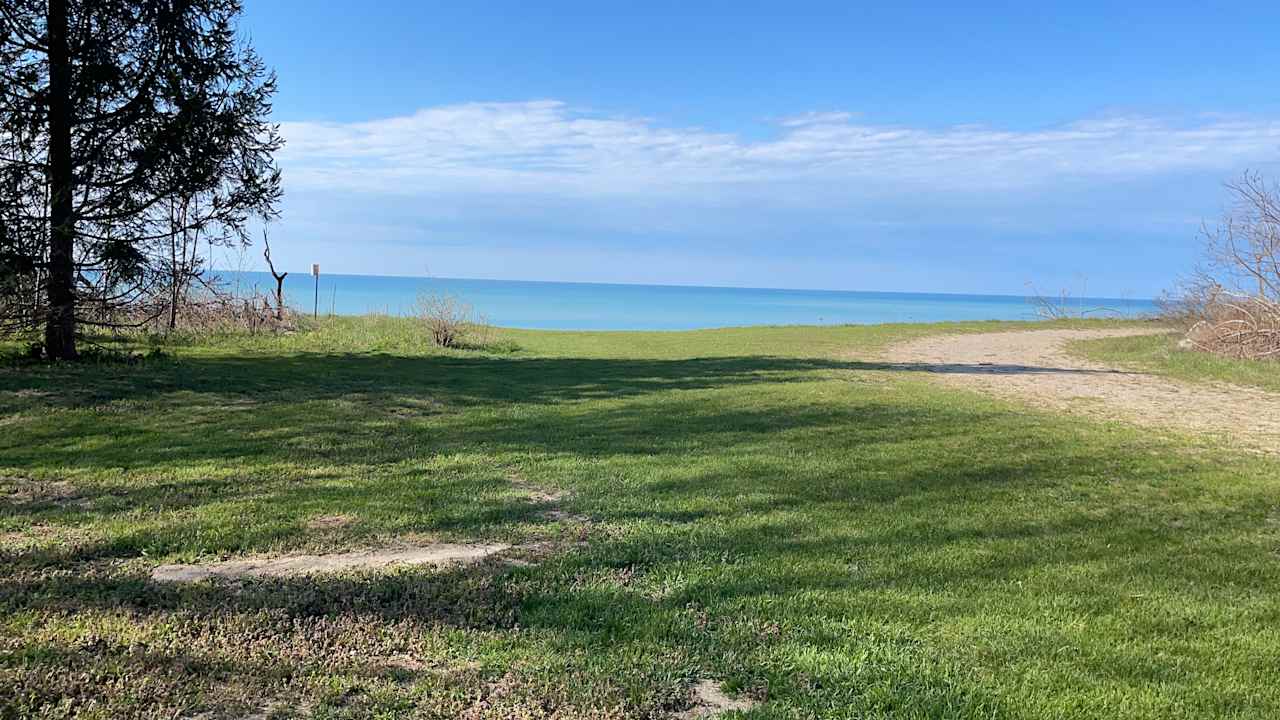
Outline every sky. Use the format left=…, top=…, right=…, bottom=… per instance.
left=238, top=1, right=1280, bottom=298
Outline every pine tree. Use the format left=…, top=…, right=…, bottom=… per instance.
left=0, top=0, right=282, bottom=358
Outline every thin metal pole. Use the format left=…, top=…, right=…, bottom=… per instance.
left=313, top=274, right=318, bottom=318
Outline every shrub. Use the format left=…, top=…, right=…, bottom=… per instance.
left=413, top=292, right=489, bottom=348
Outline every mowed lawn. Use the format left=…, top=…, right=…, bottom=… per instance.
left=2, top=317, right=1279, bottom=719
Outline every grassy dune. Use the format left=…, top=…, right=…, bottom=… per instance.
left=2, top=318, right=1278, bottom=718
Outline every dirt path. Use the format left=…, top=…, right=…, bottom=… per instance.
left=885, top=328, right=1280, bottom=454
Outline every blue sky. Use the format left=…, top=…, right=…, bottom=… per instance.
left=240, top=1, right=1280, bottom=297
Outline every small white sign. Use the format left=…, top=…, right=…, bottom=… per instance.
left=311, top=263, right=320, bottom=277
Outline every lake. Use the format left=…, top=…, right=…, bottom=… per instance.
left=222, top=271, right=1157, bottom=330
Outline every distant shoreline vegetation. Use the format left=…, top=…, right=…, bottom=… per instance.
left=212, top=270, right=1158, bottom=331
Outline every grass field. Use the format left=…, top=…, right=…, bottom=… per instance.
left=3, top=317, right=1279, bottom=719
left=1072, top=331, right=1280, bottom=393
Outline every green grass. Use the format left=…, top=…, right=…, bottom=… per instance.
left=1072, top=331, right=1280, bottom=393
left=3, top=317, right=1279, bottom=719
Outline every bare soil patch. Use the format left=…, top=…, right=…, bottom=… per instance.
left=509, top=471, right=591, bottom=523
left=1, top=476, right=85, bottom=509
left=369, top=654, right=480, bottom=683
left=677, top=680, right=758, bottom=719
left=152, top=475, right=596, bottom=583
left=151, top=543, right=511, bottom=583
left=507, top=471, right=566, bottom=504
left=886, top=328, right=1280, bottom=453
left=305, top=514, right=356, bottom=530
left=188, top=699, right=311, bottom=720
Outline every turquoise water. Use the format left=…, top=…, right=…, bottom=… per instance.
left=223, top=271, right=1157, bottom=331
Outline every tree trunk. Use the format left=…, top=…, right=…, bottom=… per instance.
left=261, top=232, right=286, bottom=321
left=44, top=0, right=77, bottom=359
left=168, top=210, right=179, bottom=331
left=168, top=276, right=179, bottom=331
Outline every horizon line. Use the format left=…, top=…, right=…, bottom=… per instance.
left=212, top=268, right=1157, bottom=304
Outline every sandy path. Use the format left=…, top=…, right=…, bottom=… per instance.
left=885, top=328, right=1280, bottom=454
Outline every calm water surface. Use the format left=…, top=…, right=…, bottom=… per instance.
left=223, top=271, right=1156, bottom=331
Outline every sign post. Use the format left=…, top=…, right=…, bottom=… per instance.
left=311, top=264, right=320, bottom=318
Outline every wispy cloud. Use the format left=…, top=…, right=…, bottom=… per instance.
left=277, top=101, right=1280, bottom=197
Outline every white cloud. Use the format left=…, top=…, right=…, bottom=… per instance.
left=277, top=101, right=1280, bottom=197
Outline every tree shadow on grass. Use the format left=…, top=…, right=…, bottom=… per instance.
left=4, top=349, right=1278, bottom=716
left=0, top=353, right=856, bottom=411
left=0, top=350, right=1134, bottom=415
left=878, top=361, right=1138, bottom=376
left=0, top=344, right=1229, bottom=565
left=4, top=482, right=1269, bottom=717
left=2, top=393, right=1028, bottom=566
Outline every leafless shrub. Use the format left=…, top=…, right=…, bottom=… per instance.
left=414, top=292, right=490, bottom=348
left=1167, top=171, right=1280, bottom=360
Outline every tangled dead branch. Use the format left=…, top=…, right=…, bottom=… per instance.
left=1183, top=292, right=1280, bottom=360
left=73, top=273, right=298, bottom=341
